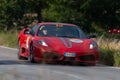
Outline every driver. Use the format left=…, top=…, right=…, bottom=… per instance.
left=42, top=30, right=47, bottom=36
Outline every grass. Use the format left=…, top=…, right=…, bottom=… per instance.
left=0, top=30, right=18, bottom=48
left=0, top=73, right=4, bottom=80
left=97, top=34, right=120, bottom=66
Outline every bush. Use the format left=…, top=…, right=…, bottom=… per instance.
left=99, top=48, right=115, bottom=66
left=97, top=34, right=120, bottom=66
left=99, top=48, right=120, bottom=66
left=114, top=51, right=120, bottom=67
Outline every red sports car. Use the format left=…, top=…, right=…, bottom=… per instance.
left=18, top=22, right=98, bottom=65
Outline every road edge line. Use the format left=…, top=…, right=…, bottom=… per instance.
left=0, top=46, right=17, bottom=51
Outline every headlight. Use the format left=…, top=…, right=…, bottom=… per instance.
left=89, top=42, right=97, bottom=49
left=38, top=40, right=48, bottom=47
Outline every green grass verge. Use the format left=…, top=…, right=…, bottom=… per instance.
left=0, top=30, right=18, bottom=48
left=0, top=73, right=4, bottom=80
left=114, top=51, right=120, bottom=67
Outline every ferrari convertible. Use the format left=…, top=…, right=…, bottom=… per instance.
left=18, top=22, right=98, bottom=65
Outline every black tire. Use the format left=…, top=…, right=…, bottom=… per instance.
left=18, top=40, right=24, bottom=60
left=29, top=44, right=36, bottom=63
left=18, top=40, right=28, bottom=60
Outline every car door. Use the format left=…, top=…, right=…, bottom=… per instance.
left=30, top=24, right=41, bottom=58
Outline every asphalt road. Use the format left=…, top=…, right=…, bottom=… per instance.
left=0, top=46, right=120, bottom=80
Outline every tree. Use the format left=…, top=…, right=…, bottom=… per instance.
left=80, top=0, right=120, bottom=30
left=0, top=0, right=120, bottom=32
left=0, top=0, right=27, bottom=30
left=42, top=0, right=83, bottom=23
left=25, top=0, right=48, bottom=22
left=42, top=0, right=90, bottom=32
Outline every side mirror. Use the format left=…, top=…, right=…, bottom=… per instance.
left=88, top=34, right=97, bottom=39
left=25, top=31, right=30, bottom=34
left=24, top=29, right=30, bottom=35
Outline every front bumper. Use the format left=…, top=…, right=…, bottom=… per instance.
left=41, top=51, right=98, bottom=64
left=36, top=44, right=98, bottom=64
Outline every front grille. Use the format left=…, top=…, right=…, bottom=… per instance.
left=63, top=57, right=75, bottom=61
left=42, top=52, right=60, bottom=60
left=79, top=55, right=95, bottom=61
left=52, top=55, right=60, bottom=60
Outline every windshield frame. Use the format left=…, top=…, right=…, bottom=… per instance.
left=36, top=24, right=87, bottom=39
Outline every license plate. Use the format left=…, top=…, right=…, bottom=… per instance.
left=64, top=52, right=76, bottom=57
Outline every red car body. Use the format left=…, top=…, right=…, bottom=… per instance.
left=18, top=22, right=98, bottom=65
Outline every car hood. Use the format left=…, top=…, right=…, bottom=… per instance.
left=40, top=37, right=94, bottom=52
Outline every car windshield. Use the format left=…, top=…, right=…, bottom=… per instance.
left=37, top=24, right=86, bottom=38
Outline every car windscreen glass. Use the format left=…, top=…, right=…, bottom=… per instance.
left=37, top=24, right=86, bottom=38
left=30, top=24, right=39, bottom=36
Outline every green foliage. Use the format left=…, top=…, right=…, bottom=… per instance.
left=114, top=52, right=120, bottom=67
left=99, top=48, right=120, bottom=66
left=25, top=0, right=49, bottom=22
left=0, top=0, right=27, bottom=30
left=42, top=1, right=83, bottom=23
left=0, top=30, right=18, bottom=48
left=81, top=0, right=120, bottom=30
left=99, top=33, right=120, bottom=39
left=99, top=48, right=115, bottom=66
left=0, top=0, right=120, bottom=32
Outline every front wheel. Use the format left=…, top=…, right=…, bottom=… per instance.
left=18, top=40, right=24, bottom=60
left=29, top=44, right=36, bottom=63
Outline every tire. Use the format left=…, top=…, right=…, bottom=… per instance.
left=29, top=44, right=36, bottom=63
left=18, top=40, right=28, bottom=60
left=18, top=40, right=24, bottom=60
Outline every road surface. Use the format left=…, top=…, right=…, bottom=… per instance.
left=0, top=46, right=120, bottom=80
